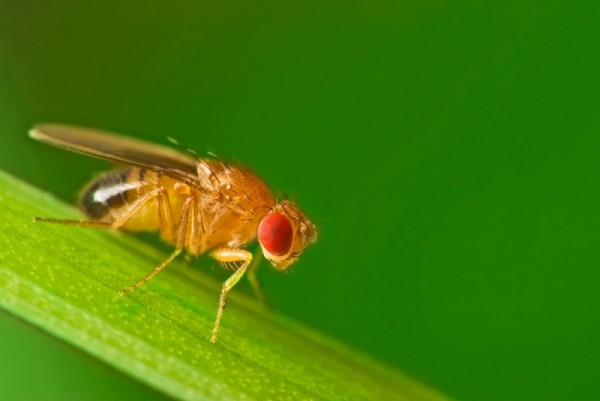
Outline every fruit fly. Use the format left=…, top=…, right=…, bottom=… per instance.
left=30, top=124, right=317, bottom=342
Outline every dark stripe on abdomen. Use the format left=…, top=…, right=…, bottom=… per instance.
left=79, top=168, right=137, bottom=219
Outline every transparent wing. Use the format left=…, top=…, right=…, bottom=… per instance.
left=30, top=123, right=204, bottom=189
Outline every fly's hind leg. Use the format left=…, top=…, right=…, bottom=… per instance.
left=119, top=195, right=197, bottom=296
left=209, top=248, right=253, bottom=343
left=33, top=188, right=175, bottom=240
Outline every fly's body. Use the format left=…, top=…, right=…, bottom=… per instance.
left=30, top=124, right=317, bottom=342
left=80, top=164, right=275, bottom=255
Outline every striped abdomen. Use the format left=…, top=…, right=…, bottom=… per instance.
left=79, top=167, right=190, bottom=240
left=79, top=167, right=146, bottom=221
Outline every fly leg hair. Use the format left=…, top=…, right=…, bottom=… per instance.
left=120, top=194, right=197, bottom=296
left=209, top=248, right=253, bottom=343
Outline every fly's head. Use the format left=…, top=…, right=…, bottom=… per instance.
left=257, top=201, right=317, bottom=270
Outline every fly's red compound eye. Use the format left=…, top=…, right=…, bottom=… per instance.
left=258, top=212, right=293, bottom=256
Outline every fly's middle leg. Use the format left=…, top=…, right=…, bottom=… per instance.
left=119, top=195, right=197, bottom=296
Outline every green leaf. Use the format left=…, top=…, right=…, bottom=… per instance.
left=0, top=170, right=450, bottom=401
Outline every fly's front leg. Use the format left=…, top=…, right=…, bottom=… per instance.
left=209, top=248, right=253, bottom=343
left=246, top=251, right=266, bottom=302
left=119, top=195, right=197, bottom=296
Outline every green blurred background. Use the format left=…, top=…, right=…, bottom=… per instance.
left=1, top=1, right=599, bottom=400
